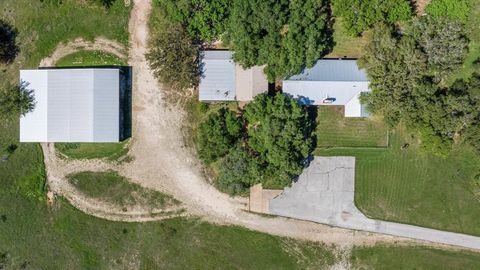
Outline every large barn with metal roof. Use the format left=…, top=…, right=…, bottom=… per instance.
left=19, top=68, right=130, bottom=143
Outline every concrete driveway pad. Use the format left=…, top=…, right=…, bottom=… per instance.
left=269, top=156, right=480, bottom=250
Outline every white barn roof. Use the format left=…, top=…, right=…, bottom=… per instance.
left=20, top=68, right=120, bottom=142
left=283, top=60, right=370, bottom=117
left=199, top=51, right=236, bottom=101
left=199, top=50, right=268, bottom=101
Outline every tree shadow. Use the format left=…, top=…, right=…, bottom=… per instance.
left=0, top=19, right=19, bottom=64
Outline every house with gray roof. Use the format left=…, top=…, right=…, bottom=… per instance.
left=20, top=68, right=131, bottom=142
left=282, top=59, right=370, bottom=117
left=199, top=51, right=268, bottom=102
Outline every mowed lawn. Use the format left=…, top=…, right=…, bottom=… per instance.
left=315, top=106, right=388, bottom=148
left=56, top=50, right=127, bottom=67
left=326, top=18, right=370, bottom=59
left=351, top=245, right=480, bottom=269
left=318, top=129, right=480, bottom=236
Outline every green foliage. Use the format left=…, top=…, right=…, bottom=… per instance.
left=0, top=80, right=36, bottom=119
left=412, top=16, right=469, bottom=78
left=197, top=108, right=242, bottom=164
left=360, top=19, right=476, bottom=154
left=156, top=0, right=230, bottom=42
left=0, top=19, right=18, bottom=63
left=244, top=93, right=313, bottom=186
left=146, top=24, right=200, bottom=91
left=225, top=0, right=333, bottom=81
left=216, top=147, right=261, bottom=195
left=425, top=0, right=470, bottom=23
left=333, top=0, right=412, bottom=36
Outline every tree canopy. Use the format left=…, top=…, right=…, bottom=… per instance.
left=196, top=94, right=314, bottom=195
left=225, top=0, right=333, bottom=81
left=332, top=0, right=412, bottom=36
left=146, top=24, right=200, bottom=91
left=158, top=0, right=230, bottom=42
left=360, top=18, right=475, bottom=155
left=425, top=0, right=470, bottom=23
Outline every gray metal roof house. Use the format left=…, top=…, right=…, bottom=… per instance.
left=282, top=60, right=370, bottom=117
left=199, top=51, right=268, bottom=102
left=20, top=68, right=130, bottom=143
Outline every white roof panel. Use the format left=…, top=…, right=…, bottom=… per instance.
left=199, top=51, right=236, bottom=101
left=20, top=68, right=120, bottom=142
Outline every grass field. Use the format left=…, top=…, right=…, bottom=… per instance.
left=0, top=0, right=130, bottom=73
left=448, top=0, right=480, bottom=83
left=315, top=106, right=388, bottom=148
left=67, top=170, right=180, bottom=210
left=351, top=245, right=480, bottom=269
left=317, top=129, right=480, bottom=236
left=56, top=142, right=129, bottom=161
left=327, top=18, right=370, bottom=59
left=56, top=50, right=126, bottom=67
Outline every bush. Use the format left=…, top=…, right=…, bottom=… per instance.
left=425, top=0, right=470, bottom=23
left=197, top=108, right=242, bottom=163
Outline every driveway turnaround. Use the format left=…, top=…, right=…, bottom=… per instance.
left=269, top=156, right=480, bottom=250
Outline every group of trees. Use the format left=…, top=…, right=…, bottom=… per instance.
left=197, top=94, right=314, bottom=194
left=332, top=0, right=412, bottom=36
left=148, top=0, right=334, bottom=91
left=359, top=16, right=476, bottom=155
left=0, top=19, right=35, bottom=119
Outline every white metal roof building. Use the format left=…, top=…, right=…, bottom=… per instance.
left=282, top=60, right=370, bottom=117
left=199, top=51, right=268, bottom=102
left=20, top=68, right=120, bottom=142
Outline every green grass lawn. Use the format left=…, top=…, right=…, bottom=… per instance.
left=56, top=50, right=127, bottom=67
left=55, top=142, right=129, bottom=161
left=327, top=18, right=370, bottom=59
left=351, top=245, right=480, bottom=269
left=0, top=0, right=130, bottom=73
left=67, top=170, right=180, bottom=210
left=315, top=106, right=388, bottom=148
left=448, top=0, right=480, bottom=84
left=317, top=130, right=480, bottom=236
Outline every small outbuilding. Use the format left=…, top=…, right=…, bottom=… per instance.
left=199, top=50, right=268, bottom=102
left=282, top=59, right=370, bottom=117
left=20, top=68, right=131, bottom=143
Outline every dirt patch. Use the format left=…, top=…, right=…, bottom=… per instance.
left=415, top=0, right=431, bottom=16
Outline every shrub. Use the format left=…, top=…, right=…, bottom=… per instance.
left=425, top=0, right=470, bottom=23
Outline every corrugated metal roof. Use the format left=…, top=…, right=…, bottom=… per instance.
left=20, top=68, right=120, bottom=142
left=199, top=51, right=236, bottom=101
left=286, top=59, right=368, bottom=82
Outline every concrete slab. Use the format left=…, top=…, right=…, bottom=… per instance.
left=268, top=156, right=480, bottom=250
